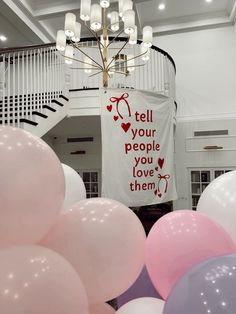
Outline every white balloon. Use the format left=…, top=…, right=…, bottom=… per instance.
left=62, top=163, right=86, bottom=207
left=116, top=298, right=164, bottom=314
left=197, top=170, right=236, bottom=241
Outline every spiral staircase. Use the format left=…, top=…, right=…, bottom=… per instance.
left=0, top=39, right=176, bottom=137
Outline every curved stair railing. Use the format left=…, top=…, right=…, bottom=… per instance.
left=0, top=39, right=176, bottom=133
left=69, top=37, right=176, bottom=98
left=0, top=43, right=67, bottom=128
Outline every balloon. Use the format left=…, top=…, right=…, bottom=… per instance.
left=197, top=170, right=236, bottom=242
left=0, top=245, right=88, bottom=314
left=164, top=254, right=236, bottom=314
left=116, top=297, right=164, bottom=314
left=0, top=126, right=65, bottom=248
left=146, top=210, right=236, bottom=300
left=117, top=267, right=160, bottom=307
left=62, top=163, right=86, bottom=208
left=90, top=303, right=115, bottom=314
left=42, top=198, right=146, bottom=303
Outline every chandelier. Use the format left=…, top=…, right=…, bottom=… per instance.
left=56, top=0, right=153, bottom=88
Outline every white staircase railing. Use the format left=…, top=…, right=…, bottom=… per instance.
left=0, top=44, right=66, bottom=127
left=69, top=38, right=176, bottom=99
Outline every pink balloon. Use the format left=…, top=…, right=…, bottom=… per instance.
left=90, top=303, right=115, bottom=314
left=0, top=245, right=88, bottom=314
left=42, top=198, right=146, bottom=303
left=146, top=210, right=236, bottom=300
left=0, top=126, right=65, bottom=248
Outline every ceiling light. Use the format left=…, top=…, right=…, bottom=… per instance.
left=206, top=0, right=213, bottom=2
left=57, top=0, right=153, bottom=88
left=0, top=35, right=7, bottom=41
left=158, top=3, right=165, bottom=10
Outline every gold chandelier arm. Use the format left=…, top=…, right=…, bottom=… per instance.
left=83, top=21, right=104, bottom=46
left=106, top=39, right=129, bottom=70
left=127, top=63, right=146, bottom=68
left=88, top=70, right=103, bottom=78
left=108, top=50, right=149, bottom=70
left=59, top=51, right=101, bottom=69
left=106, top=16, right=125, bottom=30
left=70, top=67, right=100, bottom=70
left=106, top=29, right=126, bottom=48
left=70, top=41, right=103, bottom=70
left=111, top=70, right=128, bottom=75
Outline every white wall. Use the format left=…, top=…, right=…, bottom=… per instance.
left=154, top=26, right=236, bottom=119
left=43, top=26, right=236, bottom=209
left=44, top=115, right=102, bottom=173
left=153, top=25, right=236, bottom=209
left=174, top=117, right=236, bottom=209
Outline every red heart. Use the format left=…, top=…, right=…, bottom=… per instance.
left=158, top=158, right=164, bottom=169
left=113, top=116, right=119, bottom=121
left=121, top=122, right=131, bottom=133
left=155, top=167, right=158, bottom=171
left=154, top=190, right=162, bottom=197
left=107, top=105, right=112, bottom=112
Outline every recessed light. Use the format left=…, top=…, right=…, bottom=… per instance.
left=0, top=35, right=7, bottom=41
left=206, top=0, right=213, bottom=3
left=158, top=3, right=166, bottom=10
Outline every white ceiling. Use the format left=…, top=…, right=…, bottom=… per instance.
left=0, top=0, right=236, bottom=47
left=0, top=1, right=45, bottom=48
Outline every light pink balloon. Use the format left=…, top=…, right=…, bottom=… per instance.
left=42, top=198, right=146, bottom=303
left=0, top=245, right=88, bottom=314
left=0, top=126, right=65, bottom=248
left=90, top=303, right=115, bottom=314
left=146, top=210, right=236, bottom=300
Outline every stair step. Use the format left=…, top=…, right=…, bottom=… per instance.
left=32, top=111, right=48, bottom=119
left=0, top=118, right=38, bottom=126
left=42, top=105, right=56, bottom=112
left=59, top=95, right=69, bottom=102
left=20, top=119, right=38, bottom=126
left=52, top=99, right=64, bottom=107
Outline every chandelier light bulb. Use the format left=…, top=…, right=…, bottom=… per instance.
left=123, top=9, right=135, bottom=35
left=80, top=0, right=91, bottom=21
left=127, top=54, right=135, bottom=72
left=110, top=11, right=119, bottom=32
left=64, top=13, right=76, bottom=37
left=129, top=25, right=137, bottom=44
left=141, top=44, right=150, bottom=61
left=122, top=0, right=133, bottom=21
left=56, top=30, right=66, bottom=51
left=90, top=4, right=102, bottom=31
left=119, top=0, right=124, bottom=17
left=72, top=22, right=81, bottom=42
left=143, top=26, right=153, bottom=48
left=65, top=45, right=74, bottom=64
left=100, top=0, right=110, bottom=8
left=84, top=57, right=92, bottom=74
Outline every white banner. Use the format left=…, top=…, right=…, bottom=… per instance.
left=101, top=89, right=177, bottom=207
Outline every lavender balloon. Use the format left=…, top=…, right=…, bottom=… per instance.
left=164, top=254, right=236, bottom=314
